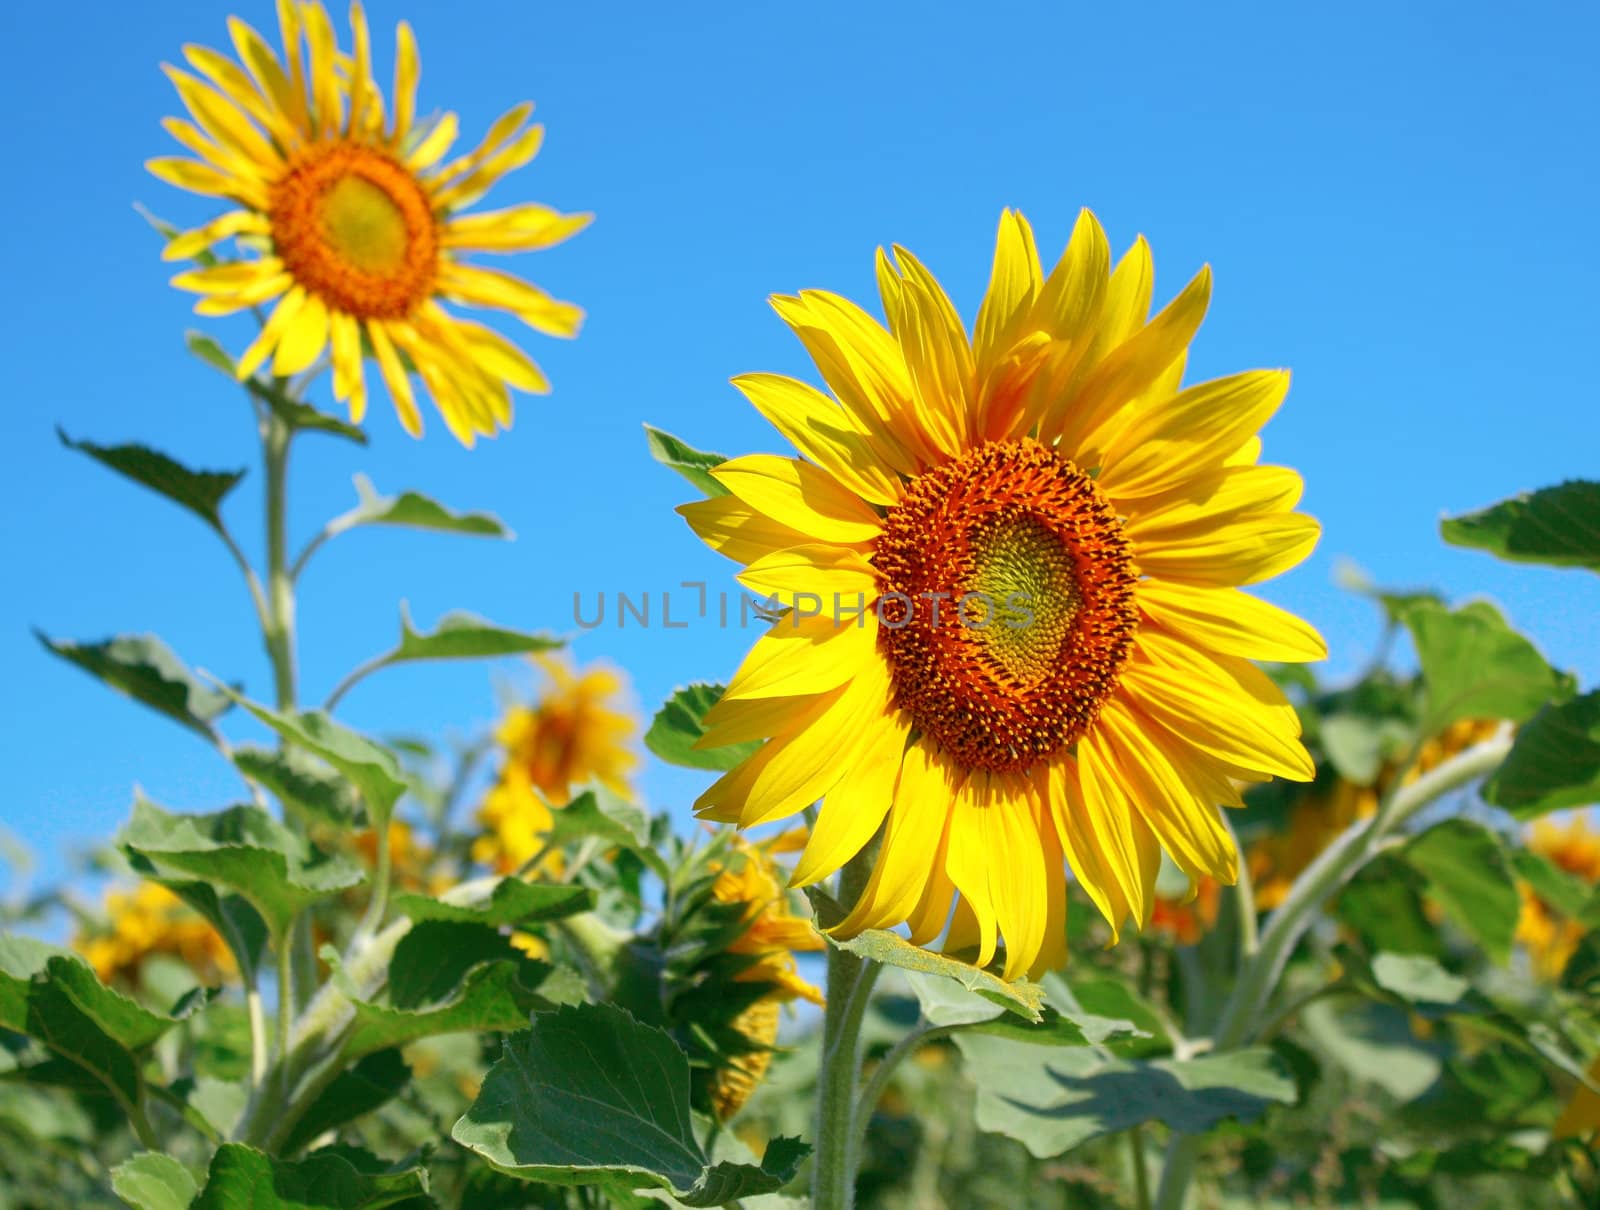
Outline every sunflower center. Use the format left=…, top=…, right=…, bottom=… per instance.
left=269, top=142, right=438, bottom=319
left=872, top=439, right=1138, bottom=773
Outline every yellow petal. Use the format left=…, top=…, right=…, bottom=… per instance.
left=435, top=263, right=583, bottom=337
left=328, top=309, right=367, bottom=422
left=1134, top=512, right=1321, bottom=587
left=725, top=611, right=878, bottom=702
left=730, top=374, right=899, bottom=507
left=368, top=320, right=423, bottom=436
left=406, top=111, right=459, bottom=171
left=736, top=544, right=879, bottom=604
left=271, top=292, right=329, bottom=376
left=146, top=157, right=264, bottom=207
left=162, top=210, right=271, bottom=262
left=972, top=209, right=1043, bottom=395
left=390, top=19, right=419, bottom=139
left=235, top=285, right=308, bottom=380
left=792, top=713, right=910, bottom=887
left=678, top=496, right=815, bottom=567
left=945, top=770, right=1047, bottom=978
left=1124, top=465, right=1304, bottom=535
left=711, top=453, right=882, bottom=546
left=443, top=203, right=594, bottom=253
left=1136, top=581, right=1327, bottom=664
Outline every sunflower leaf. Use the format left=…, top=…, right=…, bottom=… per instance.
left=644, top=425, right=729, bottom=498
left=394, top=606, right=561, bottom=662
left=452, top=1002, right=808, bottom=1204
left=278, top=1050, right=411, bottom=1157
left=1485, top=690, right=1600, bottom=818
left=954, top=1031, right=1295, bottom=1158
left=230, top=743, right=360, bottom=828
left=332, top=473, right=508, bottom=537
left=244, top=375, right=370, bottom=444
left=1402, top=820, right=1520, bottom=964
left=35, top=631, right=233, bottom=741
left=57, top=428, right=244, bottom=534
left=645, top=683, right=761, bottom=772
left=119, top=797, right=363, bottom=942
left=122, top=848, right=271, bottom=983
left=191, top=1143, right=429, bottom=1210
left=1441, top=480, right=1600, bottom=572
left=218, top=689, right=409, bottom=825
left=391, top=876, right=592, bottom=928
left=825, top=929, right=1045, bottom=1022
left=111, top=1152, right=199, bottom=1210
left=1402, top=600, right=1573, bottom=736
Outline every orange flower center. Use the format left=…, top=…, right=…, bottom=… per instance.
left=269, top=141, right=438, bottom=319
left=872, top=439, right=1138, bottom=773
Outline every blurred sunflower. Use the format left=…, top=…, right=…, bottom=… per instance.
left=1150, top=875, right=1221, bottom=946
left=707, top=831, right=825, bottom=1119
left=1249, top=717, right=1502, bottom=911
left=472, top=656, right=636, bottom=874
left=1516, top=812, right=1600, bottom=980
left=683, top=209, right=1325, bottom=979
left=149, top=0, right=589, bottom=443
left=75, top=883, right=235, bottom=988
left=351, top=818, right=446, bottom=893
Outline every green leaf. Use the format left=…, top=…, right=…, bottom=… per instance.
left=119, top=797, right=362, bottom=941
left=1403, top=820, right=1520, bottom=963
left=243, top=375, right=369, bottom=444
left=394, top=607, right=561, bottom=663
left=1319, top=713, right=1414, bottom=785
left=231, top=743, right=360, bottom=828
left=391, top=877, right=592, bottom=928
left=1441, top=480, right=1600, bottom=572
left=58, top=428, right=244, bottom=534
left=543, top=787, right=667, bottom=878
left=36, top=631, right=232, bottom=740
left=644, top=425, right=729, bottom=498
left=1486, top=690, right=1600, bottom=818
left=644, top=684, right=761, bottom=772
left=1511, top=848, right=1592, bottom=919
left=124, top=849, right=270, bottom=982
left=1368, top=951, right=1472, bottom=1008
left=339, top=923, right=578, bottom=1059
left=902, top=970, right=1153, bottom=1050
left=1049, top=974, right=1174, bottom=1059
left=1301, top=999, right=1443, bottom=1101
left=452, top=1003, right=807, bottom=1205
left=192, top=1143, right=428, bottom=1210
left=1403, top=600, right=1572, bottom=735
left=0, top=935, right=205, bottom=1109
left=955, top=1032, right=1294, bottom=1157
left=220, top=690, right=409, bottom=825
left=112, top=1152, right=199, bottom=1210
left=1333, top=855, right=1444, bottom=958
left=279, top=1049, right=410, bottom=1157
left=332, top=473, right=508, bottom=538
left=826, top=928, right=1044, bottom=1022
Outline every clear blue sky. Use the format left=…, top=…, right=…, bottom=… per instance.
left=3, top=1, right=1597, bottom=894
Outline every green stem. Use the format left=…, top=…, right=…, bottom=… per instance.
left=323, top=651, right=394, bottom=713
left=1130, top=1123, right=1153, bottom=1210
left=128, top=1084, right=161, bottom=1150
left=1152, top=735, right=1512, bottom=1210
left=275, top=933, right=295, bottom=1096
left=260, top=405, right=298, bottom=713
left=1221, top=810, right=1258, bottom=960
left=246, top=982, right=269, bottom=1087
left=351, top=816, right=392, bottom=946
left=852, top=1020, right=958, bottom=1151
left=812, top=850, right=879, bottom=1210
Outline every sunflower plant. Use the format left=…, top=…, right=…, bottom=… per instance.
left=8, top=5, right=1600, bottom=1209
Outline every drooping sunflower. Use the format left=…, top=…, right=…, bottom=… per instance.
left=149, top=0, right=590, bottom=444
left=681, top=210, right=1327, bottom=980
left=75, top=883, right=236, bottom=988
left=471, top=656, right=636, bottom=873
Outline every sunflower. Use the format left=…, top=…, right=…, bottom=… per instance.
left=149, top=0, right=590, bottom=444
left=471, top=656, right=636, bottom=873
left=1151, top=875, right=1222, bottom=946
left=1516, top=812, right=1600, bottom=981
left=75, top=882, right=236, bottom=988
left=707, top=832, right=825, bottom=1119
left=680, top=210, right=1326, bottom=980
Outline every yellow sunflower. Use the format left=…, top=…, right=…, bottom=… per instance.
left=681, top=210, right=1326, bottom=980
left=472, top=656, right=637, bottom=873
left=1516, top=812, right=1600, bottom=981
left=149, top=0, right=590, bottom=444
left=708, top=831, right=825, bottom=1119
left=75, top=883, right=236, bottom=988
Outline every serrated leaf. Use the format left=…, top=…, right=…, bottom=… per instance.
left=280, top=1049, right=410, bottom=1157
left=192, top=1143, right=428, bottom=1210
left=395, top=608, right=561, bottom=663
left=58, top=428, right=244, bottom=534
left=644, top=684, right=760, bottom=772
left=244, top=376, right=369, bottom=444
left=332, top=473, right=507, bottom=537
left=36, top=631, right=232, bottom=740
left=1403, top=600, right=1572, bottom=735
left=955, top=1032, right=1294, bottom=1157
left=391, top=877, right=592, bottom=928
left=231, top=743, right=359, bottom=828
left=902, top=969, right=1151, bottom=1049
left=644, top=426, right=729, bottom=498
left=124, top=849, right=270, bottom=982
left=1403, top=820, right=1520, bottom=964
left=1441, top=481, right=1600, bottom=572
left=340, top=923, right=576, bottom=1059
left=543, top=787, right=667, bottom=878
left=112, top=1152, right=199, bottom=1210
left=827, top=929, right=1044, bottom=1022
left=1486, top=690, right=1600, bottom=818
left=453, top=1003, right=806, bottom=1205
left=220, top=690, right=408, bottom=825
left=1047, top=974, right=1173, bottom=1059
left=119, top=797, right=362, bottom=940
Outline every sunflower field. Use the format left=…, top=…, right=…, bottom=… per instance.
left=4, top=4, right=1598, bottom=1209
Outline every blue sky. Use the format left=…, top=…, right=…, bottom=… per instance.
left=2, top=0, right=1597, bottom=895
